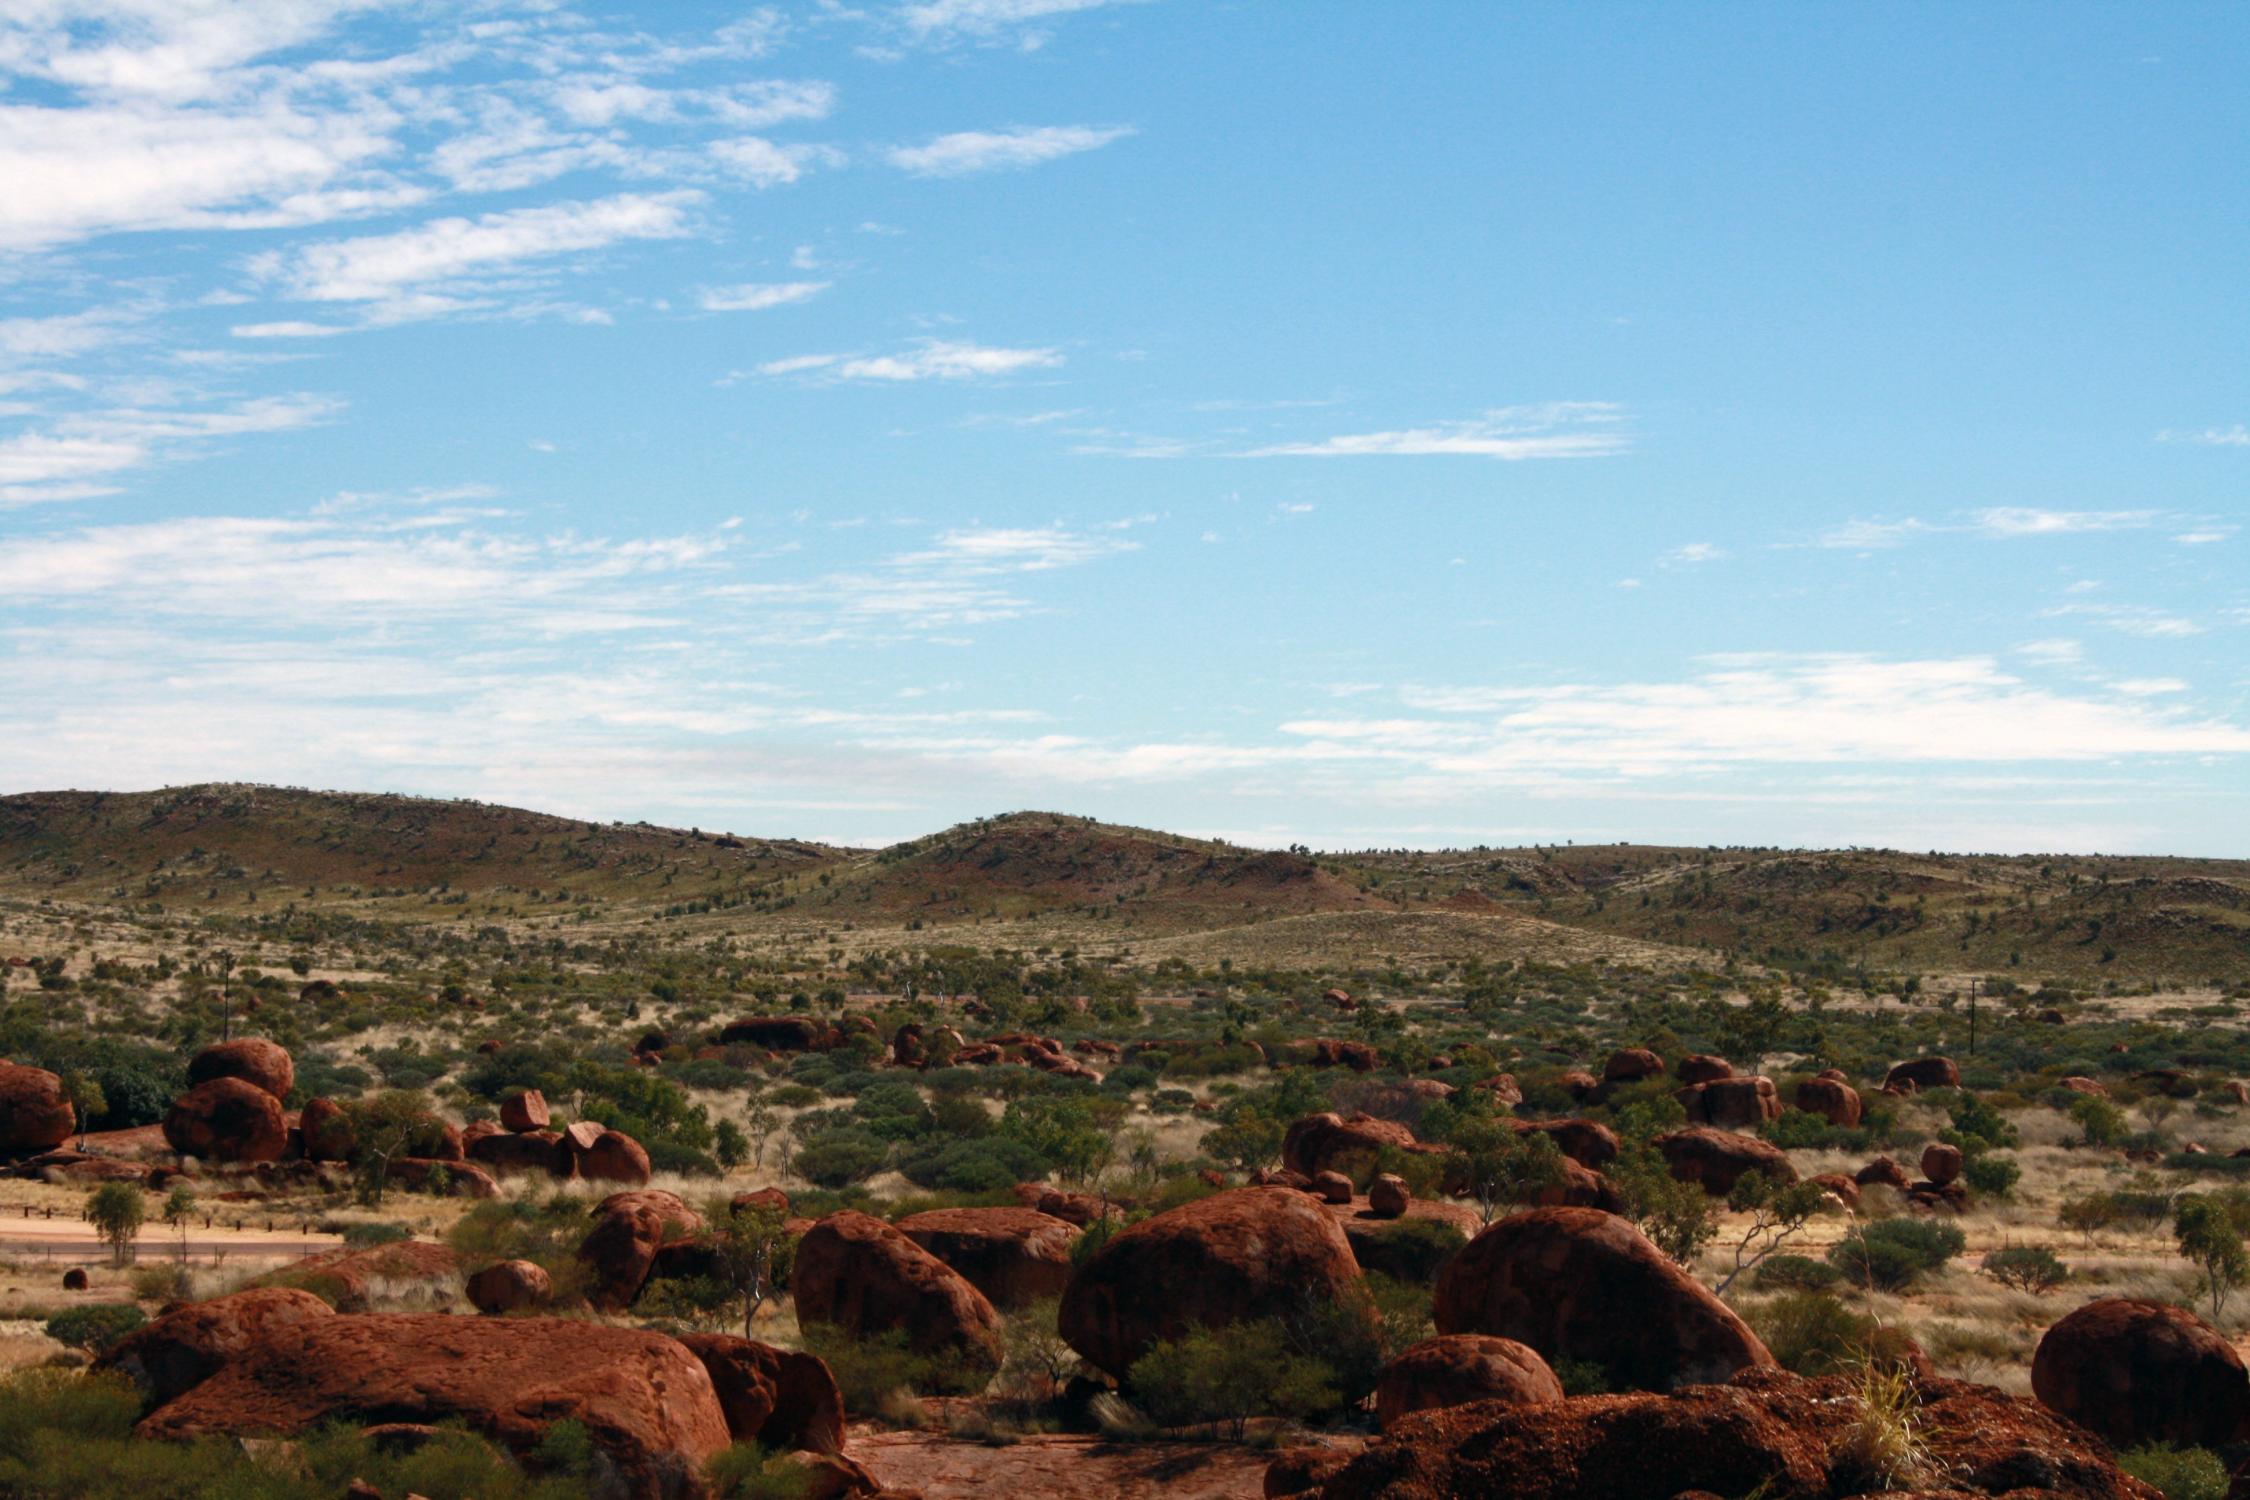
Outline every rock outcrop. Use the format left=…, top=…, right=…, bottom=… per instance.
left=1060, top=1187, right=1366, bottom=1378
left=163, top=1078, right=287, bottom=1163
left=895, top=1207, right=1080, bottom=1310
left=1653, top=1127, right=1796, bottom=1196
left=0, top=1062, right=75, bottom=1156
left=2031, top=1297, right=2250, bottom=1449
left=1432, top=1207, right=1771, bottom=1392
left=1374, top=1334, right=1563, bottom=1431
left=186, top=1039, right=294, bottom=1101
left=793, top=1211, right=1004, bottom=1376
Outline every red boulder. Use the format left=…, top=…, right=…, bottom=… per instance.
left=163, top=1078, right=287, bottom=1163
left=0, top=1062, right=75, bottom=1156
left=793, top=1211, right=1003, bottom=1375
left=1432, top=1208, right=1771, bottom=1392
left=186, top=1039, right=294, bottom=1101
left=1374, top=1334, right=1562, bottom=1431
left=2031, top=1297, right=2250, bottom=1449
left=895, top=1206, right=1080, bottom=1310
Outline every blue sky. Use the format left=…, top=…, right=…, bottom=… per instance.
left=2, top=1, right=2245, bottom=854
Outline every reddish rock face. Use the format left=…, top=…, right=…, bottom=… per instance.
left=386, top=1157, right=501, bottom=1200
left=895, top=1207, right=1080, bottom=1310
left=2032, top=1297, right=2250, bottom=1449
left=2058, top=1076, right=2109, bottom=1098
left=1555, top=1070, right=1600, bottom=1101
left=1676, top=1077, right=1782, bottom=1129
left=1367, top=1174, right=1411, bottom=1219
left=1792, top=1077, right=1862, bottom=1128
left=1601, top=1048, right=1666, bottom=1085
left=1432, top=1208, right=1772, bottom=1393
left=577, top=1128, right=653, bottom=1185
left=677, top=1333, right=846, bottom=1456
left=186, top=1039, right=294, bottom=1101
left=498, top=1089, right=550, bottom=1133
left=793, top=1211, right=1003, bottom=1375
left=1281, top=1112, right=1422, bottom=1179
left=1676, top=1055, right=1733, bottom=1086
left=1853, top=1156, right=1911, bottom=1192
left=1034, top=1188, right=1118, bottom=1227
left=1310, top=1170, right=1355, bottom=1205
left=262, top=1240, right=461, bottom=1312
left=1884, top=1056, right=1961, bottom=1092
left=1473, top=1074, right=1523, bottom=1108
left=297, top=1097, right=354, bottom=1161
left=62, top=1267, right=89, bottom=1290
left=1920, top=1142, right=1964, bottom=1187
left=1374, top=1334, right=1563, bottom=1431
left=1510, top=1118, right=1619, bottom=1170
left=579, top=1192, right=705, bottom=1311
left=1652, top=1127, right=1796, bottom=1197
left=1059, top=1187, right=1367, bottom=1378
left=96, top=1287, right=333, bottom=1409
left=0, top=1061, right=75, bottom=1156
left=733, top=1186, right=791, bottom=1217
left=135, top=1314, right=732, bottom=1500
left=1276, top=1368, right=2152, bottom=1500
left=164, top=1078, right=287, bottom=1163
left=465, top=1259, right=551, bottom=1315
left=1524, top=1157, right=1625, bottom=1214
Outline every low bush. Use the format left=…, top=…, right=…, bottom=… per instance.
left=1750, top=1253, right=1841, bottom=1292
left=1126, top=1319, right=1337, bottom=1438
left=1828, top=1218, right=1965, bottom=1291
left=1748, top=1292, right=1921, bottom=1377
left=1964, top=1153, right=2021, bottom=1199
left=1982, top=1245, right=2068, bottom=1293
left=42, top=1303, right=146, bottom=1353
left=2119, top=1446, right=2229, bottom=1500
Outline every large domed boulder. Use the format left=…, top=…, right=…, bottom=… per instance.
left=465, top=1260, right=551, bottom=1316
left=574, top=1128, right=652, bottom=1185
left=1525, top=1156, right=1626, bottom=1214
left=163, top=1078, right=287, bottom=1163
left=1432, top=1207, right=1771, bottom=1392
left=1652, top=1127, right=1796, bottom=1197
left=1884, top=1056, right=1960, bottom=1093
left=1676, top=1076, right=1781, bottom=1129
left=0, top=1062, right=75, bottom=1156
left=96, top=1287, right=333, bottom=1409
left=1792, top=1077, right=1862, bottom=1128
left=2031, top=1298, right=2250, bottom=1449
left=1602, top=1048, right=1666, bottom=1085
left=1920, top=1142, right=1964, bottom=1187
left=186, top=1039, right=294, bottom=1101
left=297, top=1096, right=354, bottom=1161
left=793, top=1211, right=1003, bottom=1376
left=1060, top=1187, right=1366, bottom=1378
left=1510, top=1118, right=1618, bottom=1169
left=895, top=1207, right=1080, bottom=1309
left=676, top=1334, right=846, bottom=1456
left=136, top=1315, right=733, bottom=1500
left=1281, top=1112, right=1420, bottom=1179
left=1374, top=1334, right=1563, bottom=1431
left=1272, top=1368, right=2152, bottom=1500
left=1854, top=1156, right=1911, bottom=1192
left=1676, top=1055, right=1733, bottom=1086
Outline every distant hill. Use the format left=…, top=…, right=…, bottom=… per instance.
left=0, top=785, right=2243, bottom=981
left=0, top=785, right=835, bottom=912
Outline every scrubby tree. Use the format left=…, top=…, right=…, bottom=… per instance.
left=87, top=1182, right=143, bottom=1267
left=706, top=1200, right=796, bottom=1338
left=161, top=1184, right=197, bottom=1262
left=1714, top=1174, right=1831, bottom=1295
left=2176, top=1195, right=2250, bottom=1320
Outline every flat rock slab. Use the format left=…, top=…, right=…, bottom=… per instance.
left=854, top=1430, right=1319, bottom=1499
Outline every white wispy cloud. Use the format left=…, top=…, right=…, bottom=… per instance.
left=1971, top=507, right=2155, bottom=537
left=1238, top=403, right=1629, bottom=460
left=711, top=136, right=832, bottom=187
left=894, top=0, right=1135, bottom=45
left=0, top=392, right=338, bottom=504
left=887, top=123, right=1133, bottom=176
left=249, top=191, right=702, bottom=318
left=1664, top=542, right=1726, bottom=566
left=2157, top=424, right=2249, bottom=446
left=2044, top=603, right=2205, bottom=639
left=759, top=340, right=1062, bottom=382
left=697, top=280, right=830, bottom=312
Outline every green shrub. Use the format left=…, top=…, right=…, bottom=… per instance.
left=797, top=1326, right=940, bottom=1407
left=2119, top=1446, right=2229, bottom=1500
left=1748, top=1292, right=1922, bottom=1377
left=341, top=1220, right=412, bottom=1249
left=793, top=1128, right=889, bottom=1188
left=1964, top=1153, right=2021, bottom=1200
left=42, top=1303, right=146, bottom=1353
left=1829, top=1218, right=1965, bottom=1291
left=1346, top=1217, right=1466, bottom=1284
left=1982, top=1245, right=2068, bottom=1293
left=1126, top=1319, right=1337, bottom=1438
left=1751, top=1253, right=1841, bottom=1292
left=705, top=1442, right=811, bottom=1500
left=895, top=1135, right=1049, bottom=1193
